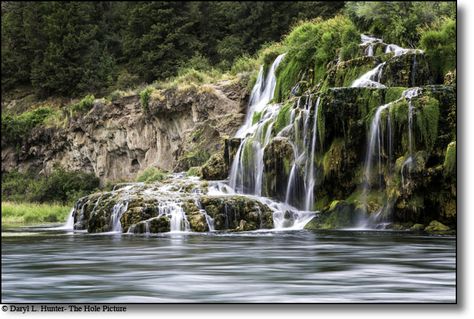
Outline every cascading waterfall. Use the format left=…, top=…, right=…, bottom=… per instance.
left=304, top=97, right=320, bottom=211
left=229, top=51, right=284, bottom=195
left=235, top=54, right=286, bottom=138
left=401, top=88, right=422, bottom=187
left=228, top=54, right=317, bottom=228
left=111, top=201, right=129, bottom=232
left=351, top=63, right=386, bottom=88
left=361, top=88, right=422, bottom=224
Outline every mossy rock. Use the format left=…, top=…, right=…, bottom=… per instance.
left=380, top=51, right=433, bottom=87
left=304, top=200, right=363, bottom=229
left=410, top=223, right=425, bottom=231
left=129, top=216, right=171, bottom=233
left=200, top=195, right=274, bottom=231
left=262, top=137, right=294, bottom=201
left=424, top=220, right=450, bottom=233
left=201, top=152, right=228, bottom=180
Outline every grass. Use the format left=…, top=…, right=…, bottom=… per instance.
left=2, top=201, right=71, bottom=225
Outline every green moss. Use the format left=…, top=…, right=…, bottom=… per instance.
left=385, top=87, right=407, bottom=104
left=136, top=167, right=167, bottom=183
left=273, top=100, right=294, bottom=133
left=414, top=96, right=439, bottom=151
left=322, top=138, right=345, bottom=178
left=443, top=141, right=456, bottom=176
left=252, top=110, right=263, bottom=125
left=186, top=166, right=202, bottom=177
left=273, top=16, right=359, bottom=102
left=274, top=58, right=305, bottom=102
left=424, top=220, right=450, bottom=233
left=317, top=99, right=325, bottom=149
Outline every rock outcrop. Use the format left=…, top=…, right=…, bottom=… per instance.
left=2, top=80, right=248, bottom=184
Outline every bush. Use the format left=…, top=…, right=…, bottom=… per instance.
left=139, top=87, right=154, bottom=111
left=420, top=18, right=456, bottom=83
left=1, top=107, right=55, bottom=146
left=274, top=16, right=360, bottom=101
left=231, top=55, right=259, bottom=75
left=136, top=167, right=167, bottom=183
left=2, top=168, right=100, bottom=204
left=116, top=69, right=140, bottom=89
left=344, top=2, right=455, bottom=47
left=70, top=94, right=95, bottom=114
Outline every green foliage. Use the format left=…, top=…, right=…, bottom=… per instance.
left=420, top=18, right=456, bottom=83
left=186, top=166, right=202, bottom=177
left=3, top=2, right=344, bottom=97
left=385, top=87, right=407, bottom=104
left=136, top=167, right=167, bottom=183
left=2, top=201, right=71, bottom=225
left=115, top=70, right=141, bottom=90
left=322, top=138, right=345, bottom=178
left=274, top=16, right=360, bottom=102
left=414, top=96, right=439, bottom=152
left=1, top=107, right=55, bottom=146
left=443, top=141, right=456, bottom=177
left=231, top=55, right=259, bottom=75
left=339, top=25, right=360, bottom=61
left=252, top=111, right=263, bottom=125
left=273, top=101, right=294, bottom=133
left=345, top=1, right=455, bottom=48
left=2, top=169, right=99, bottom=204
left=70, top=94, right=95, bottom=114
left=139, top=87, right=154, bottom=111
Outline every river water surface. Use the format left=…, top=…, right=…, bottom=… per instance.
left=1, top=227, right=456, bottom=303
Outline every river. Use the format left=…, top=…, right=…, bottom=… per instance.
left=1, top=226, right=455, bottom=303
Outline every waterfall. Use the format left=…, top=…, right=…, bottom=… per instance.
left=361, top=88, right=422, bottom=223
left=351, top=62, right=386, bottom=88
left=304, top=97, right=320, bottom=211
left=401, top=87, right=422, bottom=185
left=236, top=54, right=286, bottom=138
left=157, top=201, right=190, bottom=232
left=111, top=201, right=129, bottom=232
left=228, top=53, right=320, bottom=229
left=361, top=34, right=382, bottom=57
left=64, top=209, right=75, bottom=229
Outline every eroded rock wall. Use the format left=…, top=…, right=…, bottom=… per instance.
left=2, top=80, right=248, bottom=184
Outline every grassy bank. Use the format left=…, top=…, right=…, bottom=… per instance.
left=1, top=201, right=71, bottom=226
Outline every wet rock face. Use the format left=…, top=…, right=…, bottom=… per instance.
left=200, top=195, right=274, bottom=231
left=2, top=81, right=248, bottom=184
left=262, top=137, right=294, bottom=201
left=380, top=51, right=432, bottom=87
left=70, top=175, right=274, bottom=233
left=201, top=152, right=228, bottom=180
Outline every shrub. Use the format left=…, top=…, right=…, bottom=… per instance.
left=116, top=69, right=140, bottom=89
left=231, top=55, right=259, bottom=75
left=1, top=168, right=100, bottom=204
left=1, top=107, right=55, bottom=146
left=420, top=18, right=456, bottom=83
left=186, top=166, right=202, bottom=177
left=139, top=87, right=154, bottom=111
left=136, top=167, right=167, bottom=183
left=274, top=16, right=360, bottom=102
left=70, top=94, right=95, bottom=114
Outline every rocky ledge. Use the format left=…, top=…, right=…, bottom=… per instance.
left=70, top=174, right=274, bottom=233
